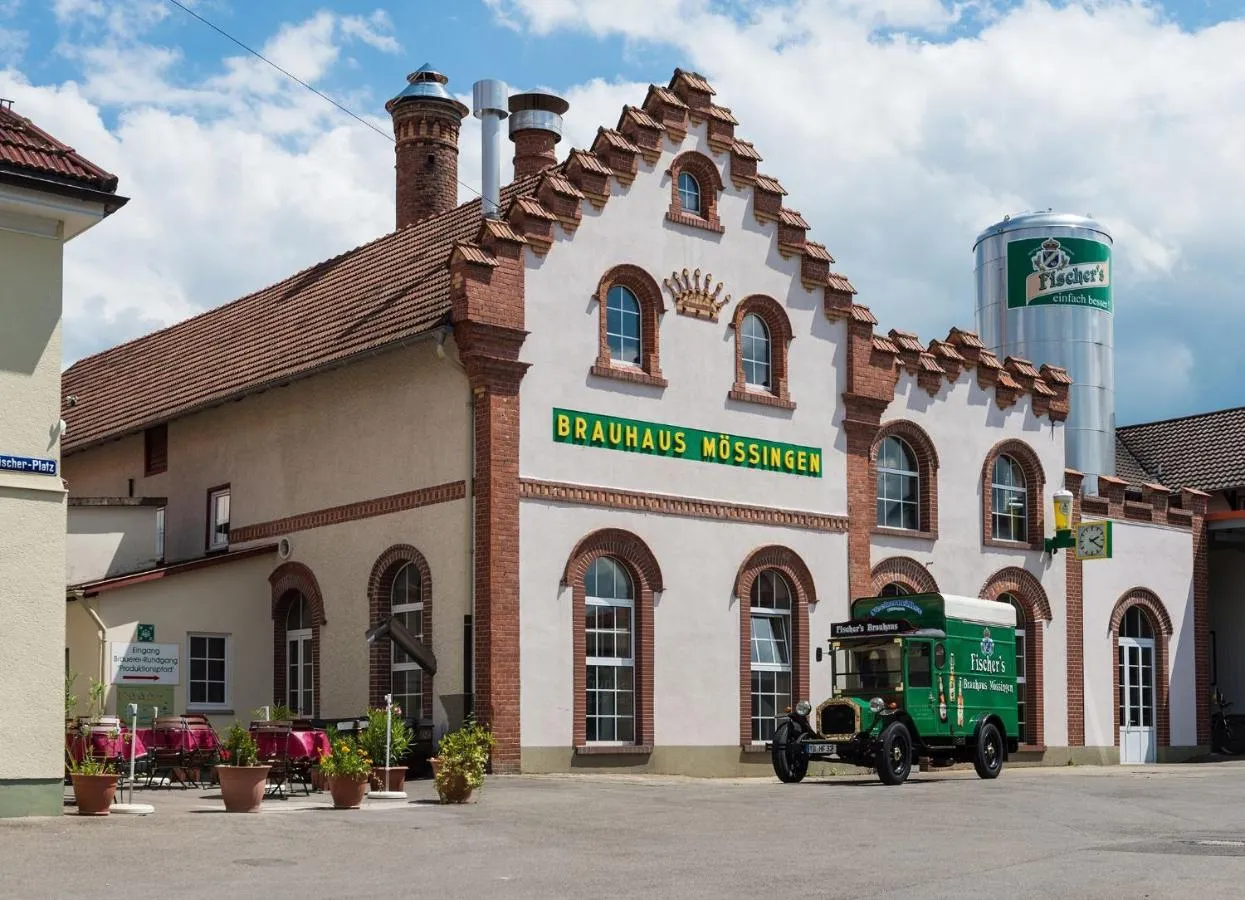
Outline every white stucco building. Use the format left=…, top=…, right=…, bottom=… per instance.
left=0, top=100, right=127, bottom=817
left=57, top=67, right=1207, bottom=784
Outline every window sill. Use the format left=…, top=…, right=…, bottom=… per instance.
left=186, top=707, right=233, bottom=716
left=574, top=744, right=653, bottom=756
left=872, top=526, right=937, bottom=542
left=727, top=387, right=795, bottom=411
left=590, top=363, right=667, bottom=389
left=983, top=538, right=1041, bottom=552
left=665, top=209, right=725, bottom=234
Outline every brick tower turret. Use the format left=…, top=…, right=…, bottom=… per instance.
left=386, top=64, right=470, bottom=229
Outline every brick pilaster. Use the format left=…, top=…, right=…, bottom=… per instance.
left=1064, top=469, right=1085, bottom=746
left=1184, top=487, right=1211, bottom=745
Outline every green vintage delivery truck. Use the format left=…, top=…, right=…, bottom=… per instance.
left=770, top=592, right=1019, bottom=785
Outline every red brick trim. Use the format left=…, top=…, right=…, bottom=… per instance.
left=736, top=546, right=814, bottom=746
left=730, top=294, right=794, bottom=408
left=980, top=567, right=1051, bottom=747
left=593, top=264, right=667, bottom=388
left=269, top=561, right=325, bottom=718
left=1183, top=487, right=1211, bottom=744
left=870, top=556, right=938, bottom=595
left=367, top=545, right=434, bottom=720
left=230, top=481, right=466, bottom=543
left=1109, top=588, right=1173, bottom=751
left=520, top=478, right=848, bottom=533
left=1064, top=469, right=1086, bottom=745
left=980, top=438, right=1045, bottom=551
left=870, top=419, right=939, bottom=537
left=666, top=150, right=724, bottom=233
left=563, top=529, right=661, bottom=748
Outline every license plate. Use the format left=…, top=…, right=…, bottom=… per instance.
left=803, top=742, right=836, bottom=755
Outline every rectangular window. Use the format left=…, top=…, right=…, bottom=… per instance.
left=750, top=609, right=792, bottom=742
left=188, top=634, right=229, bottom=709
left=144, top=424, right=168, bottom=476
left=207, top=486, right=230, bottom=551
left=585, top=600, right=635, bottom=743
left=907, top=642, right=932, bottom=689
left=155, top=506, right=165, bottom=561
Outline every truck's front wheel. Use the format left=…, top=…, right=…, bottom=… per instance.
left=973, top=722, right=1004, bottom=779
left=876, top=722, right=912, bottom=786
left=771, top=719, right=809, bottom=783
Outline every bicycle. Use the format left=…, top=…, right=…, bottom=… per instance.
left=1210, top=689, right=1245, bottom=755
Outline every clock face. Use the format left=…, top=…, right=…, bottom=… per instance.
left=1077, top=524, right=1106, bottom=557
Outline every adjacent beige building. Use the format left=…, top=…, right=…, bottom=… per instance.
left=0, top=100, right=126, bottom=817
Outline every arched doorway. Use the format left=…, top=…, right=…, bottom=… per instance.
left=1119, top=606, right=1157, bottom=764
left=286, top=594, right=315, bottom=717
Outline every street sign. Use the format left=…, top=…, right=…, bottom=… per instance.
left=0, top=453, right=57, bottom=476
left=136, top=624, right=155, bottom=643
left=109, top=642, right=180, bottom=685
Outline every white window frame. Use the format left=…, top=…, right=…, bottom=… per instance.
left=208, top=487, right=230, bottom=551
left=390, top=562, right=424, bottom=718
left=741, top=313, right=772, bottom=389
left=877, top=436, right=920, bottom=530
left=991, top=455, right=1027, bottom=542
left=605, top=284, right=642, bottom=367
left=585, top=559, right=636, bottom=746
left=187, top=632, right=231, bottom=711
left=677, top=170, right=701, bottom=214
left=749, top=570, right=793, bottom=744
left=156, top=506, right=166, bottom=561
left=286, top=597, right=314, bottom=717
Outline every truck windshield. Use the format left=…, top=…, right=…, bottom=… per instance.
left=832, top=641, right=903, bottom=694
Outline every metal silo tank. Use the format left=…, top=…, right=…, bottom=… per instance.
left=973, top=211, right=1114, bottom=487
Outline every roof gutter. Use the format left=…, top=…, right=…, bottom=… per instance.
left=0, top=167, right=129, bottom=215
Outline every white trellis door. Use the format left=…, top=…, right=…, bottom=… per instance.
left=1119, top=607, right=1156, bottom=764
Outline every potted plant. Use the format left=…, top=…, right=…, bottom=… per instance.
left=359, top=705, right=413, bottom=792
left=215, top=724, right=271, bottom=813
left=318, top=734, right=372, bottom=809
left=64, top=677, right=121, bottom=815
left=430, top=717, right=496, bottom=804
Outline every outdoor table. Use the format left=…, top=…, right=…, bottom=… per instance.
left=137, top=724, right=219, bottom=752
left=251, top=728, right=331, bottom=760
left=66, top=727, right=146, bottom=763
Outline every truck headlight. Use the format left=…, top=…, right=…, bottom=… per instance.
left=869, top=697, right=885, bottom=714
left=795, top=700, right=812, bottom=716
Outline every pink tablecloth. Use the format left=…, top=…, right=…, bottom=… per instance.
left=66, top=729, right=146, bottom=763
left=251, top=729, right=331, bottom=761
left=136, top=725, right=219, bottom=752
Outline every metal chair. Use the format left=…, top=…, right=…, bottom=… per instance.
left=251, top=721, right=295, bottom=798
left=146, top=716, right=191, bottom=789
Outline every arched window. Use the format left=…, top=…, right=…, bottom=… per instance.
left=286, top=595, right=314, bottom=717
left=991, top=455, right=1028, bottom=542
left=584, top=557, right=635, bottom=743
left=606, top=284, right=642, bottom=367
left=390, top=562, right=425, bottom=718
left=677, top=171, right=701, bottom=214
left=1121, top=606, right=1154, bottom=640
left=1000, top=592, right=1028, bottom=742
left=750, top=570, right=793, bottom=742
left=877, top=436, right=919, bottom=530
left=880, top=582, right=911, bottom=597
left=741, top=313, right=771, bottom=389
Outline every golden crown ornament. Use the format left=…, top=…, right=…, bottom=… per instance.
left=663, top=267, right=732, bottom=320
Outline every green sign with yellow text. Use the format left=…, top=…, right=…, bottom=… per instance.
left=553, top=408, right=822, bottom=477
left=1007, top=236, right=1112, bottom=312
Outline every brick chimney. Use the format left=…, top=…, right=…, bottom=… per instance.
left=508, top=90, right=570, bottom=179
left=386, top=64, right=470, bottom=229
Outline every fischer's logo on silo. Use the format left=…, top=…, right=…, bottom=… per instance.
left=1006, top=236, right=1112, bottom=312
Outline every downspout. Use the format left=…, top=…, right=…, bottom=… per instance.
left=80, top=595, right=107, bottom=691
left=436, top=327, right=476, bottom=716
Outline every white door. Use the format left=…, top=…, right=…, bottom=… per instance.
left=288, top=628, right=314, bottom=716
left=1119, top=638, right=1156, bottom=764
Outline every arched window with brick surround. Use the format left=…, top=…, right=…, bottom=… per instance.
left=666, top=150, right=724, bottom=233
left=980, top=566, right=1052, bottom=748
left=563, top=529, right=662, bottom=752
left=729, top=295, right=794, bottom=410
left=1110, top=588, right=1172, bottom=759
left=870, top=556, right=938, bottom=596
left=592, top=264, right=667, bottom=389
left=981, top=439, right=1045, bottom=551
left=871, top=420, right=939, bottom=536
left=367, top=544, right=433, bottom=720
left=736, top=546, right=815, bottom=746
left=269, top=561, right=326, bottom=719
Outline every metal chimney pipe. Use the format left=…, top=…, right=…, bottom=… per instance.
left=472, top=79, right=509, bottom=219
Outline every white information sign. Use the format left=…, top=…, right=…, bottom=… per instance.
left=110, top=642, right=180, bottom=685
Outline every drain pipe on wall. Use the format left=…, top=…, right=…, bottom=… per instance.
left=435, top=326, right=476, bottom=720
left=79, top=594, right=108, bottom=692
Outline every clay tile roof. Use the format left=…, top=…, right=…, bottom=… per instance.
left=1114, top=438, right=1155, bottom=486
left=452, top=242, right=498, bottom=266
left=929, top=339, right=965, bottom=362
left=1005, top=357, right=1040, bottom=379
left=543, top=174, right=585, bottom=198
left=947, top=327, right=985, bottom=349
left=622, top=106, right=665, bottom=131
left=1030, top=379, right=1056, bottom=397
left=778, top=208, right=810, bottom=228
left=672, top=69, right=716, bottom=94
left=872, top=335, right=900, bottom=354
left=1116, top=405, right=1245, bottom=492
left=752, top=174, right=787, bottom=195
left=596, top=127, right=643, bottom=151
left=850, top=304, right=878, bottom=325
left=1040, top=364, right=1073, bottom=385
left=0, top=104, right=120, bottom=192
left=917, top=352, right=944, bottom=374
left=826, top=273, right=856, bottom=294
left=976, top=349, right=1003, bottom=369
left=480, top=219, right=526, bottom=244
left=888, top=329, right=924, bottom=353
left=802, top=241, right=833, bottom=262
left=996, top=371, right=1022, bottom=391
left=512, top=195, right=557, bottom=220
left=568, top=149, right=613, bottom=175
left=61, top=175, right=544, bottom=454
left=647, top=85, right=687, bottom=108
left=708, top=105, right=738, bottom=124
left=730, top=139, right=762, bottom=160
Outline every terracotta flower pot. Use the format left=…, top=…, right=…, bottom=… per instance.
left=310, top=766, right=327, bottom=792
left=429, top=757, right=475, bottom=804
left=216, top=765, right=271, bottom=813
left=328, top=774, right=369, bottom=809
left=70, top=773, right=120, bottom=816
left=371, top=766, right=407, bottom=792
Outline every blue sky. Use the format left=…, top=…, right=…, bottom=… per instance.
left=2, top=0, right=1244, bottom=426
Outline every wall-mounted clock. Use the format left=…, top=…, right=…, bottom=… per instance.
left=1074, top=520, right=1113, bottom=560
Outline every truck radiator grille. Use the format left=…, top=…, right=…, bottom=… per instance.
left=819, top=703, right=857, bottom=736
